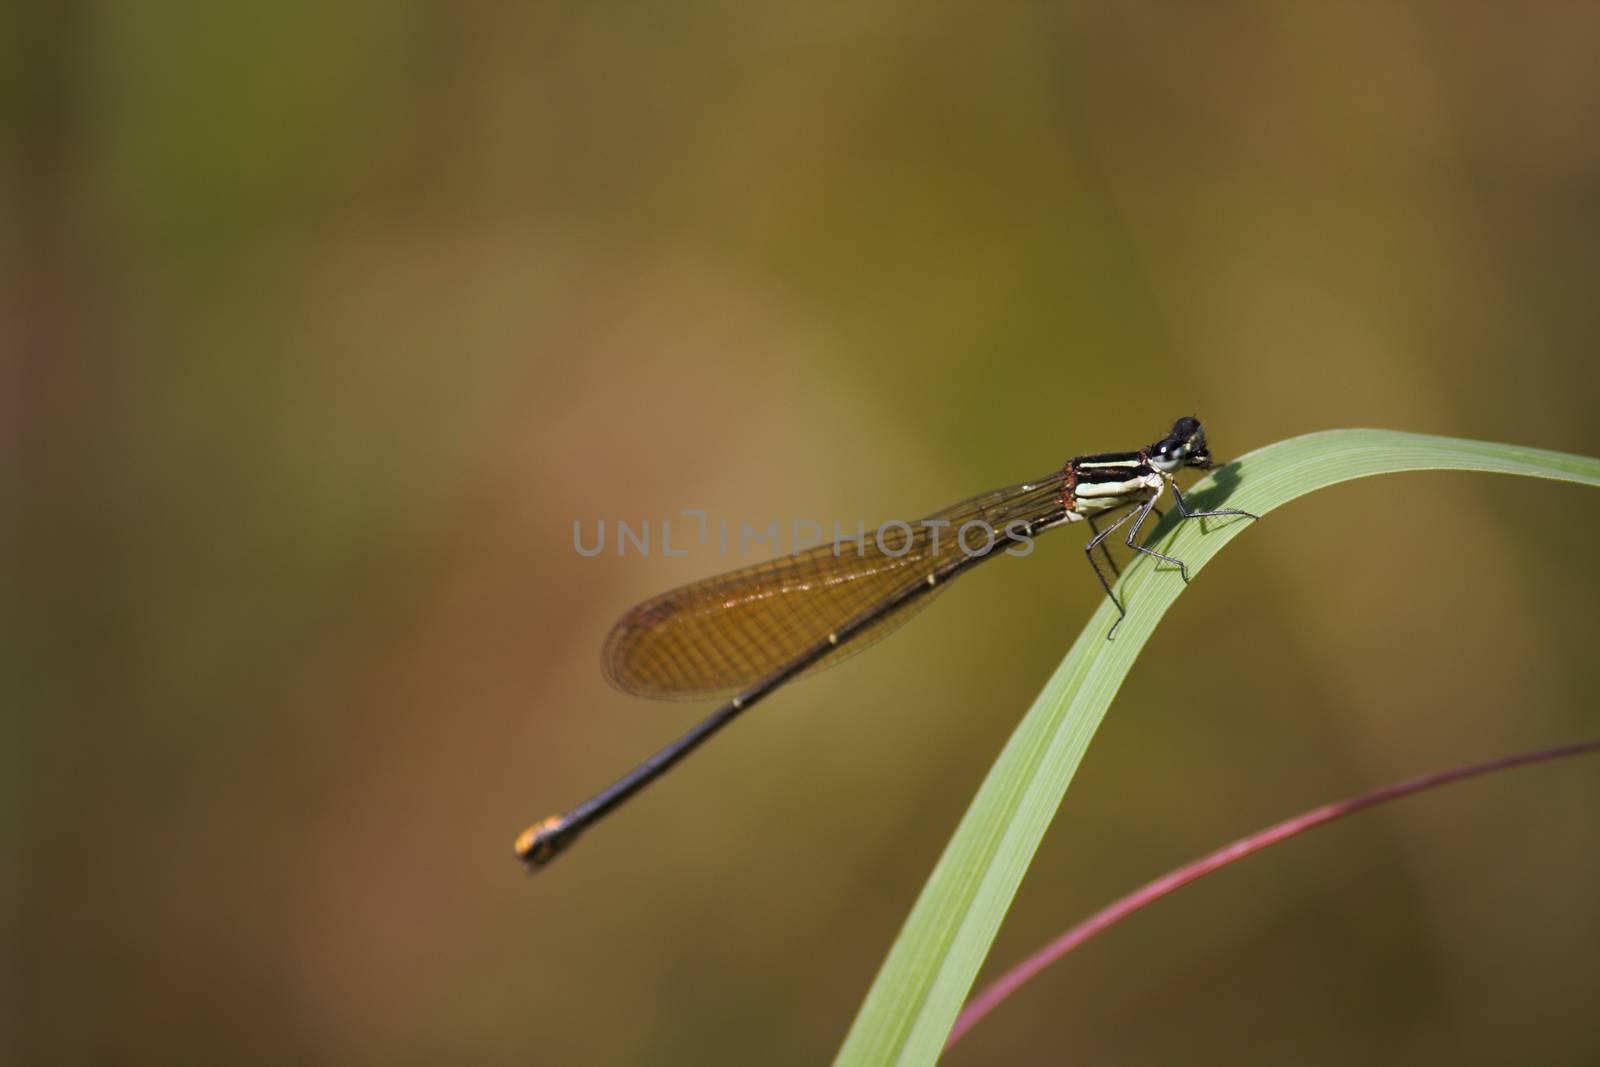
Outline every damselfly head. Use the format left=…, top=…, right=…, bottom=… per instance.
left=1151, top=416, right=1212, bottom=472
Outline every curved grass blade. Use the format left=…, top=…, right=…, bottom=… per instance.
left=832, top=429, right=1600, bottom=1067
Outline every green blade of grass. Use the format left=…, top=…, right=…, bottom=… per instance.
left=832, top=429, right=1600, bottom=1067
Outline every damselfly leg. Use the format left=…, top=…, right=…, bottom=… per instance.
left=1085, top=514, right=1123, bottom=578
left=1126, top=485, right=1192, bottom=580
left=1169, top=483, right=1260, bottom=526
left=1084, top=503, right=1142, bottom=634
left=1095, top=481, right=1259, bottom=637
left=1087, top=504, right=1164, bottom=579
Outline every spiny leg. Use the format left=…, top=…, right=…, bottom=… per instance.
left=1088, top=500, right=1160, bottom=580
left=1084, top=503, right=1142, bottom=635
left=1125, top=484, right=1193, bottom=581
left=1169, top=483, right=1259, bottom=524
left=1085, top=514, right=1122, bottom=577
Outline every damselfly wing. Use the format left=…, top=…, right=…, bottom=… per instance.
left=603, top=478, right=1067, bottom=700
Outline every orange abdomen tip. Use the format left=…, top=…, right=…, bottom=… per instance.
left=514, top=814, right=568, bottom=870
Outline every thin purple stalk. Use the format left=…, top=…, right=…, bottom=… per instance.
left=946, top=738, right=1600, bottom=1049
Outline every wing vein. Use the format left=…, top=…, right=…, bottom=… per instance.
left=601, top=475, right=1066, bottom=699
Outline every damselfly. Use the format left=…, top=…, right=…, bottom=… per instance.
left=516, top=417, right=1255, bottom=870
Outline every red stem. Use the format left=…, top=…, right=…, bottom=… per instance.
left=946, top=738, right=1600, bottom=1049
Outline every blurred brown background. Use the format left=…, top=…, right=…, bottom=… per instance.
left=12, top=3, right=1600, bottom=1064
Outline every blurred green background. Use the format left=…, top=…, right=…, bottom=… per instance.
left=13, top=3, right=1600, bottom=1064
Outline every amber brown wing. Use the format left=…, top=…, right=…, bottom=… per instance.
left=600, top=476, right=1065, bottom=700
